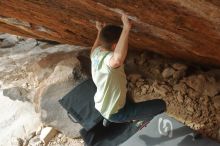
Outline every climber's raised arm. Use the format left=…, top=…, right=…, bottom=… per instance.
left=91, top=22, right=104, bottom=56
left=109, top=13, right=131, bottom=68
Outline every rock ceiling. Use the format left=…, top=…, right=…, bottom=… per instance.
left=0, top=0, right=220, bottom=66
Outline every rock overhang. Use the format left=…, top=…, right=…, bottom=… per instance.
left=0, top=0, right=220, bottom=66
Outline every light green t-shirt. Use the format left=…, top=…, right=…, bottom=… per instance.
left=90, top=47, right=127, bottom=119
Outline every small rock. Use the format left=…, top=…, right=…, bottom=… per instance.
left=57, top=138, right=61, bottom=143
left=0, top=34, right=18, bottom=48
left=136, top=80, right=144, bottom=88
left=134, top=90, right=141, bottom=96
left=17, top=138, right=24, bottom=146
left=173, top=70, right=185, bottom=80
left=188, top=88, right=200, bottom=98
left=195, top=110, right=202, bottom=118
left=128, top=82, right=135, bottom=88
left=28, top=136, right=43, bottom=146
left=204, top=96, right=210, bottom=106
left=140, top=86, right=147, bottom=95
left=185, top=74, right=205, bottom=92
left=36, top=125, right=43, bottom=135
left=40, top=127, right=58, bottom=145
left=173, top=83, right=187, bottom=94
left=203, top=83, right=219, bottom=97
left=27, top=132, right=36, bottom=140
left=143, top=84, right=149, bottom=90
left=177, top=92, right=184, bottom=103
left=61, top=137, right=68, bottom=143
left=80, top=139, right=84, bottom=143
left=213, top=95, right=220, bottom=110
left=216, top=115, right=220, bottom=123
left=185, top=97, right=192, bottom=105
left=162, top=67, right=175, bottom=78
left=137, top=53, right=146, bottom=65
left=172, top=63, right=187, bottom=71
left=57, top=133, right=63, bottom=138
left=187, top=106, right=194, bottom=113
left=3, top=87, right=29, bottom=102
left=153, top=84, right=169, bottom=97
left=128, top=74, right=141, bottom=83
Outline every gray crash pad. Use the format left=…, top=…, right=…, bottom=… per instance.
left=120, top=113, right=220, bottom=146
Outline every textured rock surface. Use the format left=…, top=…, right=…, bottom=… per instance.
left=3, top=87, right=29, bottom=102
left=0, top=33, right=88, bottom=140
left=36, top=53, right=86, bottom=137
left=0, top=0, right=220, bottom=66
left=125, top=51, right=220, bottom=141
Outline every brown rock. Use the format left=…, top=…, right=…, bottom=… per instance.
left=137, top=53, right=146, bottom=65
left=173, top=83, right=187, bottom=95
left=172, top=63, right=188, bottom=71
left=213, top=96, right=220, bottom=110
left=127, top=74, right=141, bottom=83
left=185, top=97, right=192, bottom=105
left=1, top=1, right=220, bottom=66
left=188, top=88, right=201, bottom=98
left=153, top=83, right=171, bottom=97
left=162, top=67, right=175, bottom=79
left=203, top=78, right=219, bottom=97
left=140, top=86, right=147, bottom=95
left=216, top=114, right=220, bottom=122
left=135, top=79, right=145, bottom=88
left=37, top=56, right=84, bottom=138
left=173, top=70, right=185, bottom=80
left=177, top=92, right=184, bottom=103
left=184, top=74, right=205, bottom=92
left=195, top=110, right=202, bottom=118
left=187, top=106, right=194, bottom=114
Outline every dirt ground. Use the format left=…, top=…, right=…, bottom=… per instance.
left=124, top=51, right=220, bottom=141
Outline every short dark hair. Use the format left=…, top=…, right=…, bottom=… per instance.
left=100, top=25, right=122, bottom=48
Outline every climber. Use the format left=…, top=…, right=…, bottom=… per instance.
left=90, top=12, right=166, bottom=123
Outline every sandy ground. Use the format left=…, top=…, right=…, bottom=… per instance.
left=0, top=34, right=85, bottom=146
left=0, top=89, right=84, bottom=146
left=0, top=89, right=41, bottom=146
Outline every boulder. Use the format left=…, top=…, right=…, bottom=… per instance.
left=162, top=67, right=175, bottom=79
left=3, top=87, right=29, bottom=102
left=0, top=33, right=18, bottom=48
left=0, top=1, right=220, bottom=66
left=172, top=63, right=188, bottom=71
left=0, top=34, right=88, bottom=140
left=37, top=57, right=86, bottom=138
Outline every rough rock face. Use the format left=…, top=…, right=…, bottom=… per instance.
left=0, top=33, right=89, bottom=139
left=35, top=52, right=87, bottom=137
left=125, top=51, right=220, bottom=141
left=0, top=0, right=220, bottom=66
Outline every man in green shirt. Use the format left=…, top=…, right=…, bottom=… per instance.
left=90, top=13, right=166, bottom=123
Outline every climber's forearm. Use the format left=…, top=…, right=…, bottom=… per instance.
left=91, top=30, right=101, bottom=55
left=112, top=27, right=130, bottom=65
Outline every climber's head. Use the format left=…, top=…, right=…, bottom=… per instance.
left=100, top=24, right=122, bottom=51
